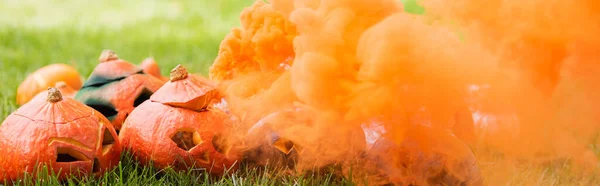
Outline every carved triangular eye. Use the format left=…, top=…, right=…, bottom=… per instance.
left=212, top=134, right=231, bottom=155
left=272, top=138, right=295, bottom=155
left=171, top=130, right=202, bottom=151
left=102, top=128, right=116, bottom=154
left=56, top=147, right=89, bottom=162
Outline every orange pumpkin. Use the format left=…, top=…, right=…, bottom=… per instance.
left=16, top=63, right=83, bottom=105
left=119, top=65, right=239, bottom=175
left=0, top=88, right=121, bottom=183
left=357, top=124, right=482, bottom=186
left=243, top=109, right=305, bottom=169
left=244, top=108, right=367, bottom=172
left=140, top=57, right=168, bottom=81
left=30, top=81, right=78, bottom=102
left=74, top=50, right=166, bottom=132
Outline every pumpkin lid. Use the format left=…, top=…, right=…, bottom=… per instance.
left=82, top=49, right=144, bottom=88
left=14, top=87, right=96, bottom=124
left=151, top=64, right=218, bottom=111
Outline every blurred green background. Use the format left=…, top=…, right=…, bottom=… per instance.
left=0, top=0, right=424, bottom=120
left=0, top=0, right=255, bottom=119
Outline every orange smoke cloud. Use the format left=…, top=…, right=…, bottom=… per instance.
left=419, top=0, right=600, bottom=165
left=208, top=0, right=600, bottom=184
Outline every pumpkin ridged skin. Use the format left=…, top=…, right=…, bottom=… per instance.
left=0, top=88, right=121, bottom=183
left=119, top=65, right=240, bottom=176
left=119, top=101, right=239, bottom=175
left=16, top=63, right=83, bottom=105
left=75, top=50, right=166, bottom=130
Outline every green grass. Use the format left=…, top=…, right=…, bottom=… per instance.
left=0, top=0, right=252, bottom=119
left=1, top=0, right=599, bottom=185
left=0, top=0, right=355, bottom=185
left=7, top=152, right=353, bottom=186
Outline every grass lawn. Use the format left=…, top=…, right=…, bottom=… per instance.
left=0, top=0, right=598, bottom=185
left=0, top=1, right=353, bottom=185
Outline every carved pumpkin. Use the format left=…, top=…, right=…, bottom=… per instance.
left=140, top=57, right=168, bottom=81
left=119, top=65, right=239, bottom=175
left=0, top=88, right=121, bottom=183
left=16, top=63, right=83, bottom=105
left=243, top=109, right=305, bottom=169
left=244, top=108, right=366, bottom=172
left=74, top=50, right=166, bottom=132
left=357, top=124, right=482, bottom=186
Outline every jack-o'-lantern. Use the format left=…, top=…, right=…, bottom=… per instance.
left=243, top=109, right=304, bottom=170
left=355, top=124, right=482, bottom=186
left=244, top=108, right=366, bottom=172
left=74, top=50, right=166, bottom=132
left=243, top=132, right=301, bottom=170
left=119, top=65, right=239, bottom=176
left=0, top=88, right=121, bottom=183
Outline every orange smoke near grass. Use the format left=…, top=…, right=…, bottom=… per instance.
left=209, top=0, right=600, bottom=183
left=419, top=0, right=600, bottom=167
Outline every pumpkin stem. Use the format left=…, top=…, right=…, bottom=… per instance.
left=99, top=49, right=119, bottom=62
left=170, top=64, right=189, bottom=82
left=47, top=87, right=63, bottom=102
